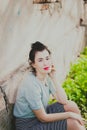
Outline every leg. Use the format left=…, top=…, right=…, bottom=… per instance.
left=64, top=100, right=81, bottom=114
left=46, top=102, right=86, bottom=130
left=64, top=101, right=86, bottom=130
left=67, top=119, right=86, bottom=130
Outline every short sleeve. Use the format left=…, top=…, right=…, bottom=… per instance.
left=24, top=82, right=44, bottom=110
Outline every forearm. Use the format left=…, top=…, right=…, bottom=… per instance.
left=33, top=108, right=83, bottom=125
left=39, top=112, right=69, bottom=122
left=52, top=78, right=68, bottom=104
left=55, top=88, right=68, bottom=104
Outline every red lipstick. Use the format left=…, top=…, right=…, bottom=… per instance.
left=43, top=67, right=49, bottom=70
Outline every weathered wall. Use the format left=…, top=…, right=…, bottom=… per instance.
left=0, top=0, right=86, bottom=129
left=0, top=105, right=15, bottom=130
left=0, top=0, right=85, bottom=84
left=84, top=3, right=87, bottom=45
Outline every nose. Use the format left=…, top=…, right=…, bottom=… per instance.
left=43, top=59, right=48, bottom=66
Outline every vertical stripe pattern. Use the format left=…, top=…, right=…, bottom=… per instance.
left=15, top=102, right=67, bottom=130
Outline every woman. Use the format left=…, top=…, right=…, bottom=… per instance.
left=13, top=41, right=85, bottom=130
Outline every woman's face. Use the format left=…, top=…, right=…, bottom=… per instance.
left=32, top=49, right=52, bottom=75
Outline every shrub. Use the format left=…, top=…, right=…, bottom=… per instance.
left=62, top=47, right=87, bottom=119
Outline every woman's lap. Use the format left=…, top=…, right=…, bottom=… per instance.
left=15, top=102, right=67, bottom=130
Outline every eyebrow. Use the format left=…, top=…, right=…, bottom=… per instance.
left=38, top=55, right=50, bottom=60
left=38, top=58, right=43, bottom=60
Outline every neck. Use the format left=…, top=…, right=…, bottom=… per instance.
left=36, top=72, right=47, bottom=82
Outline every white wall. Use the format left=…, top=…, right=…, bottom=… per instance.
left=0, top=0, right=85, bottom=85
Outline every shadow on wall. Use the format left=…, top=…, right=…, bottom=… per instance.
left=0, top=63, right=30, bottom=130
left=0, top=104, right=15, bottom=130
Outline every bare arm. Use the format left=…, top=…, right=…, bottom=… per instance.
left=32, top=108, right=84, bottom=125
left=49, top=65, right=68, bottom=104
left=33, top=107, right=68, bottom=122
left=52, top=77, right=68, bottom=105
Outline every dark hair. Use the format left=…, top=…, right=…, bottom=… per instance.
left=28, top=41, right=51, bottom=73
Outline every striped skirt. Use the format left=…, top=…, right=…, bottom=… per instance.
left=15, top=102, right=67, bottom=130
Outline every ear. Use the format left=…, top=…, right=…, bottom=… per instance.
left=32, top=63, right=36, bottom=68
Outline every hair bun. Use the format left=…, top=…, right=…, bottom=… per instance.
left=31, top=41, right=43, bottom=50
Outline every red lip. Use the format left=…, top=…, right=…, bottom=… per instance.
left=43, top=67, right=49, bottom=70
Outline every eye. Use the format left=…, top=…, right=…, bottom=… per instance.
left=38, top=58, right=43, bottom=62
left=46, top=56, right=50, bottom=60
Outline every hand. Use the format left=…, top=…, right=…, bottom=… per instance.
left=69, top=112, right=84, bottom=125
left=48, top=65, right=56, bottom=79
left=64, top=100, right=81, bottom=114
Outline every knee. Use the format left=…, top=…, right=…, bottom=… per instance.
left=67, top=119, right=85, bottom=130
left=64, top=100, right=80, bottom=114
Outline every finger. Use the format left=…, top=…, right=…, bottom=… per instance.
left=51, top=65, right=56, bottom=71
left=78, top=120, right=84, bottom=126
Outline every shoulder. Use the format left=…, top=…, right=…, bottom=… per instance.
left=47, top=75, right=54, bottom=85
left=47, top=75, right=56, bottom=94
left=18, top=72, right=37, bottom=92
left=24, top=72, right=35, bottom=83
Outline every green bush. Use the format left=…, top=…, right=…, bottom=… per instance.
left=62, top=47, right=87, bottom=119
